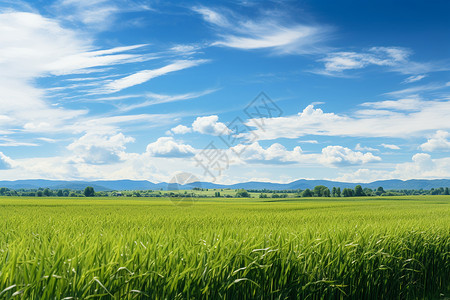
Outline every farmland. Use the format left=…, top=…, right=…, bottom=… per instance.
left=0, top=196, right=449, bottom=299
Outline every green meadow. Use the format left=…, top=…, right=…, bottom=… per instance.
left=0, top=196, right=448, bottom=299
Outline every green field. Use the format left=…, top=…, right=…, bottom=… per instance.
left=0, top=196, right=449, bottom=299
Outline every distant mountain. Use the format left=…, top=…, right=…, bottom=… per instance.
left=0, top=178, right=449, bottom=191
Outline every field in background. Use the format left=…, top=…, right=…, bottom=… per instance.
left=0, top=196, right=449, bottom=299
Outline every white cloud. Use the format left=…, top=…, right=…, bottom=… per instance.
left=170, top=125, right=192, bottom=135
left=117, top=89, right=217, bottom=112
left=170, top=44, right=202, bottom=55
left=335, top=153, right=450, bottom=182
left=192, top=115, right=232, bottom=136
left=146, top=137, right=196, bottom=158
left=228, top=142, right=379, bottom=167
left=360, top=97, right=424, bottom=111
left=0, top=152, right=13, bottom=169
left=55, top=0, right=152, bottom=30
left=67, top=132, right=135, bottom=164
left=193, top=7, right=230, bottom=27
left=246, top=100, right=450, bottom=140
left=0, top=11, right=161, bottom=137
left=319, top=146, right=381, bottom=167
left=320, top=47, right=409, bottom=73
left=384, top=83, right=449, bottom=97
left=355, top=143, right=378, bottom=151
left=0, top=12, right=147, bottom=77
left=193, top=6, right=329, bottom=54
left=230, top=142, right=304, bottom=164
left=420, top=130, right=450, bottom=152
left=102, top=60, right=208, bottom=93
left=381, top=144, right=400, bottom=150
left=403, top=74, right=427, bottom=83
left=318, top=47, right=443, bottom=76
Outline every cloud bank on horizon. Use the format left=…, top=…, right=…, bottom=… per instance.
left=0, top=0, right=449, bottom=184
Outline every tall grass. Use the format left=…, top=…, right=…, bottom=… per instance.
left=0, top=196, right=448, bottom=299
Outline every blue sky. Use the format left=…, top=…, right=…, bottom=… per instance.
left=0, top=0, right=449, bottom=184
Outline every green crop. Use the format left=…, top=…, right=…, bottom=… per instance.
left=0, top=196, right=448, bottom=299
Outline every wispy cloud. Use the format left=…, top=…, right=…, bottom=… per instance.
left=403, top=74, right=427, bottom=84
left=193, top=6, right=330, bottom=54
left=360, top=97, right=425, bottom=111
left=55, top=0, right=153, bottom=30
left=384, top=82, right=450, bottom=97
left=117, top=89, right=218, bottom=112
left=0, top=10, right=165, bottom=138
left=316, top=47, right=447, bottom=76
left=355, top=143, right=379, bottom=152
left=318, top=47, right=409, bottom=74
left=381, top=144, right=400, bottom=150
left=0, top=137, right=38, bottom=147
left=101, top=59, right=209, bottom=93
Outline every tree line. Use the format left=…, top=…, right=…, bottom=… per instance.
left=0, top=185, right=449, bottom=198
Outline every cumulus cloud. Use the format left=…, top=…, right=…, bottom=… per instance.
left=319, top=146, right=381, bottom=167
left=146, top=137, right=195, bottom=158
left=334, top=153, right=450, bottom=182
left=169, top=125, right=192, bottom=135
left=246, top=100, right=450, bottom=140
left=420, top=130, right=450, bottom=152
left=228, top=142, right=380, bottom=167
left=192, top=115, right=232, bottom=136
left=0, top=152, right=13, bottom=169
left=67, top=132, right=134, bottom=164
left=230, top=142, right=304, bottom=164
left=193, top=6, right=329, bottom=54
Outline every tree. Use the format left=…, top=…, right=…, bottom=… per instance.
left=57, top=190, right=63, bottom=197
left=364, top=188, right=373, bottom=196
left=235, top=189, right=250, bottom=198
left=336, top=187, right=341, bottom=197
left=43, top=188, right=50, bottom=197
left=36, top=190, right=43, bottom=197
left=0, top=187, right=7, bottom=195
left=332, top=187, right=337, bottom=197
left=313, top=185, right=329, bottom=197
left=376, top=186, right=385, bottom=196
left=445, top=187, right=449, bottom=195
left=84, top=186, right=95, bottom=197
left=302, top=189, right=313, bottom=197
left=342, top=188, right=354, bottom=197
left=354, top=185, right=365, bottom=197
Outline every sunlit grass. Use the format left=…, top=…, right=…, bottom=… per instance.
left=0, top=196, right=448, bottom=299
